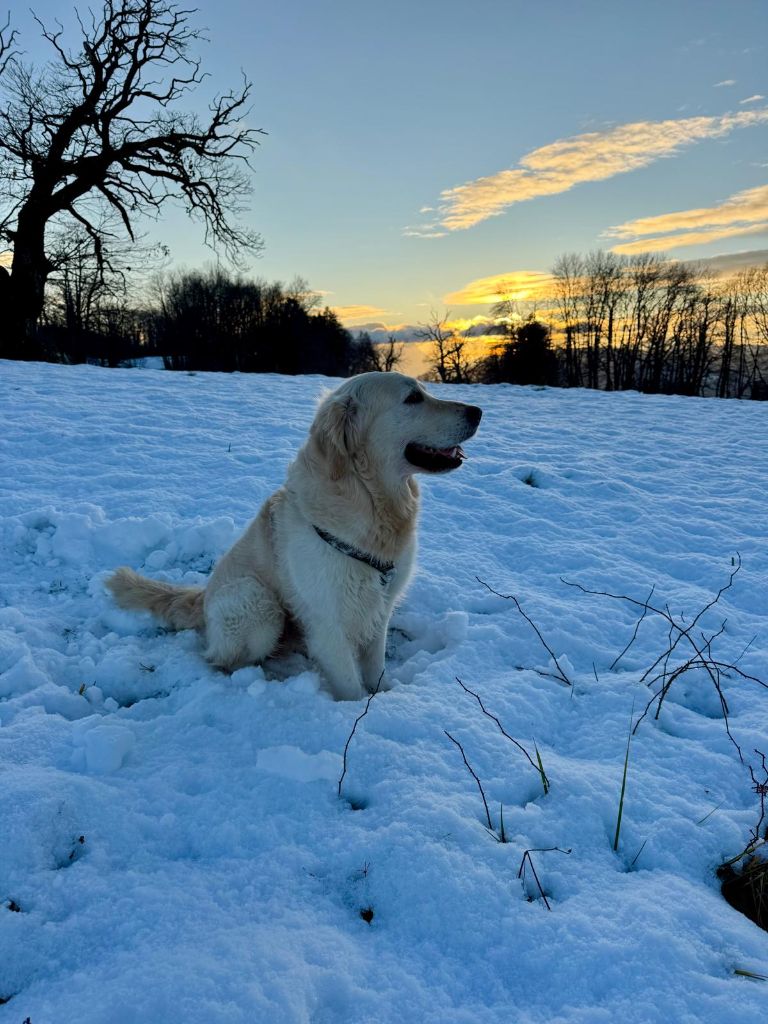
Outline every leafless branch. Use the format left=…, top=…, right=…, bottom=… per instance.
left=562, top=556, right=760, bottom=762
left=0, top=12, right=19, bottom=76
left=476, top=577, right=572, bottom=687
left=749, top=749, right=768, bottom=846
left=454, top=677, right=546, bottom=784
left=337, top=674, right=383, bottom=800
left=444, top=730, right=493, bottom=832
left=610, top=584, right=655, bottom=670
left=517, top=847, right=571, bottom=911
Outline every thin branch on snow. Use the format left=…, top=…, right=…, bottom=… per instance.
left=454, top=677, right=550, bottom=794
left=476, top=577, right=572, bottom=687
left=561, top=555, right=762, bottom=763
left=337, top=673, right=383, bottom=800
left=517, top=847, right=572, bottom=911
left=444, top=729, right=493, bottom=832
left=610, top=584, right=655, bottom=670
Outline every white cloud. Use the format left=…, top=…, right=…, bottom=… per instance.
left=403, top=228, right=448, bottom=239
left=713, top=79, right=736, bottom=87
left=739, top=94, right=766, bottom=104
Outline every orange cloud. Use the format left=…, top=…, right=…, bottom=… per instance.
left=611, top=221, right=768, bottom=255
left=444, top=270, right=555, bottom=305
left=608, top=184, right=768, bottom=254
left=609, top=184, right=768, bottom=238
left=411, top=109, right=768, bottom=233
left=332, top=305, right=389, bottom=323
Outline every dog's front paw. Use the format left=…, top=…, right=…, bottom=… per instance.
left=335, top=686, right=366, bottom=702
left=364, top=672, right=393, bottom=695
left=327, top=677, right=366, bottom=701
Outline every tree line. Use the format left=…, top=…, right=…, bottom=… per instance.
left=422, top=253, right=768, bottom=400
left=5, top=242, right=768, bottom=401
left=6, top=257, right=400, bottom=376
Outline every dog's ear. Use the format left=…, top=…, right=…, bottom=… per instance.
left=310, top=393, right=360, bottom=479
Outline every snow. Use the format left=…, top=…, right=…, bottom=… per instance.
left=1, top=359, right=767, bottom=1023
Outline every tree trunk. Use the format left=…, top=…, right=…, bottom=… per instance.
left=4, top=209, right=49, bottom=359
left=605, top=307, right=614, bottom=391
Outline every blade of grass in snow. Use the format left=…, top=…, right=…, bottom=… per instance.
left=613, top=702, right=634, bottom=853
left=533, top=739, right=550, bottom=795
left=695, top=799, right=725, bottom=826
left=629, top=838, right=648, bottom=869
left=734, top=969, right=768, bottom=981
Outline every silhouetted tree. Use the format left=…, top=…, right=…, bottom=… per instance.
left=35, top=219, right=167, bottom=361
left=417, top=312, right=476, bottom=383
left=551, top=253, right=584, bottom=386
left=350, top=332, right=404, bottom=374
left=742, top=265, right=768, bottom=398
left=0, top=1, right=262, bottom=357
left=153, top=268, right=354, bottom=375
left=379, top=335, right=404, bottom=371
left=480, top=319, right=559, bottom=386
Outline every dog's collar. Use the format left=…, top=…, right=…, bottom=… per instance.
left=313, top=525, right=396, bottom=587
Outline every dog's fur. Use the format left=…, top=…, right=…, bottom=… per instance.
left=107, top=372, right=481, bottom=700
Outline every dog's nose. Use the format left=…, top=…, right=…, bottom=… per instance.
left=465, top=405, right=482, bottom=429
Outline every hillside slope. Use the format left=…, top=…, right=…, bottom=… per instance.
left=1, top=360, right=767, bottom=1023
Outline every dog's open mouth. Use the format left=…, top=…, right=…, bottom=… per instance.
left=404, top=442, right=466, bottom=472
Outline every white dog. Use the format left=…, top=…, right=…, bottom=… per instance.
left=107, top=371, right=482, bottom=700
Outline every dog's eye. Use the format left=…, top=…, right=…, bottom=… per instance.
left=403, top=390, right=424, bottom=405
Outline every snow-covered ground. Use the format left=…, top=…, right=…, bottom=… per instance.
left=1, top=359, right=767, bottom=1023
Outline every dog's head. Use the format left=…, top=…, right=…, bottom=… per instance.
left=310, top=372, right=482, bottom=483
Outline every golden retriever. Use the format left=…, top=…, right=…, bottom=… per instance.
left=107, top=371, right=482, bottom=700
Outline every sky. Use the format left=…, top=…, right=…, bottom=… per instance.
left=7, top=0, right=768, bottom=341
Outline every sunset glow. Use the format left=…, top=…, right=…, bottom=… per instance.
left=443, top=271, right=556, bottom=306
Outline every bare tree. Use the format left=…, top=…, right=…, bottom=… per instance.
left=639, top=262, right=698, bottom=393
left=582, top=250, right=625, bottom=390
left=416, top=311, right=475, bottom=383
left=284, top=276, right=322, bottom=315
left=741, top=265, right=768, bottom=398
left=348, top=332, right=404, bottom=375
left=0, top=1, right=263, bottom=355
left=379, top=335, right=404, bottom=371
left=43, top=217, right=167, bottom=337
left=551, top=253, right=584, bottom=386
left=614, top=253, right=666, bottom=390
left=715, top=277, right=740, bottom=398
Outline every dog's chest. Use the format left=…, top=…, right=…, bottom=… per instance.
left=317, top=553, right=392, bottom=642
left=284, top=531, right=397, bottom=643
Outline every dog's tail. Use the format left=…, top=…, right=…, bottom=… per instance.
left=106, top=567, right=205, bottom=631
